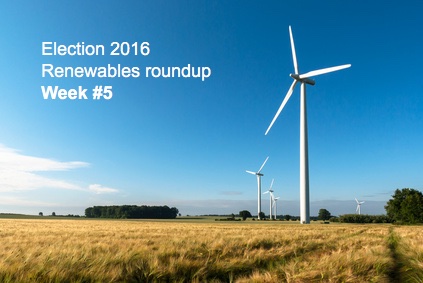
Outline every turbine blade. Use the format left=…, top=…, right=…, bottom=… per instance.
left=299, top=64, right=351, bottom=79
left=265, top=80, right=298, bottom=135
left=289, top=26, right=299, bottom=74
left=263, top=191, right=269, bottom=194
left=257, top=156, right=269, bottom=173
left=269, top=178, right=274, bottom=190
left=355, top=198, right=359, bottom=204
left=246, top=170, right=256, bottom=175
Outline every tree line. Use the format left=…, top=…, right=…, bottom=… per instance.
left=85, top=205, right=179, bottom=219
left=238, top=188, right=423, bottom=224
left=332, top=188, right=423, bottom=224
left=336, top=214, right=391, bottom=223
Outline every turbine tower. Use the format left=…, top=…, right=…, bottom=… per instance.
left=355, top=198, right=365, bottom=215
left=273, top=197, right=280, bottom=220
left=246, top=156, right=269, bottom=220
left=265, top=26, right=351, bottom=224
left=263, top=178, right=275, bottom=220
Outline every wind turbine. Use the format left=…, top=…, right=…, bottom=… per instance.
left=273, top=197, right=280, bottom=220
left=246, top=156, right=269, bottom=220
left=263, top=178, right=275, bottom=220
left=355, top=198, right=365, bottom=215
left=265, top=26, right=351, bottom=224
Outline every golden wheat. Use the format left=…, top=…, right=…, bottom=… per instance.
left=0, top=219, right=421, bottom=282
left=391, top=226, right=423, bottom=282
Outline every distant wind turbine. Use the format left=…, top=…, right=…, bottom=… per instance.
left=246, top=156, right=269, bottom=220
left=265, top=26, right=351, bottom=224
left=355, top=198, right=365, bottom=215
left=273, top=197, right=280, bottom=220
left=263, top=178, right=275, bottom=220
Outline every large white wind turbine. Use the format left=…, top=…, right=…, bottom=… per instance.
left=355, top=198, right=365, bottom=215
left=246, top=156, right=269, bottom=220
left=265, top=26, right=351, bottom=224
left=263, top=178, right=275, bottom=220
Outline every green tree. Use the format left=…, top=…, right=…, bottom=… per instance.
left=318, top=208, right=331, bottom=221
left=385, top=188, right=423, bottom=224
left=52, top=212, right=56, bottom=216
left=239, top=210, right=252, bottom=220
left=258, top=212, right=266, bottom=220
left=39, top=212, right=43, bottom=216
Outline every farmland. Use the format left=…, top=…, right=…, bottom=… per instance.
left=0, top=218, right=422, bottom=282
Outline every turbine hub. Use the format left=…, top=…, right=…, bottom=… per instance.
left=290, top=73, right=300, bottom=80
left=290, top=74, right=316, bottom=86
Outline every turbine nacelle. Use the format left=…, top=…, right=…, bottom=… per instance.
left=290, top=74, right=315, bottom=85
left=246, top=156, right=269, bottom=176
left=245, top=171, right=264, bottom=176
left=355, top=198, right=365, bottom=205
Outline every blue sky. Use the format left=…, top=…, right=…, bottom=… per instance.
left=1, top=1, right=422, bottom=216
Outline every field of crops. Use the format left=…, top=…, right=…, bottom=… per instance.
left=0, top=218, right=422, bottom=282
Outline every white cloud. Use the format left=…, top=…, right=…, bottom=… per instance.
left=88, top=184, right=119, bottom=194
left=0, top=144, right=88, bottom=192
left=0, top=144, right=120, bottom=214
left=0, top=144, right=88, bottom=172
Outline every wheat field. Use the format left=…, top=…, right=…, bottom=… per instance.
left=0, top=218, right=422, bottom=282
